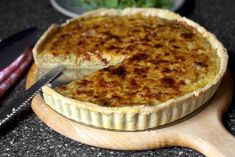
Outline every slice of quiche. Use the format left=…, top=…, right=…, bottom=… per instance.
left=33, top=8, right=228, bottom=131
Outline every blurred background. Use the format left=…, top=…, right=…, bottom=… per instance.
left=0, top=0, right=235, bottom=157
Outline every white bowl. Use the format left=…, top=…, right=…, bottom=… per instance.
left=50, top=0, right=185, bottom=17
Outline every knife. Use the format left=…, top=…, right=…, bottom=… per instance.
left=0, top=27, right=41, bottom=70
left=0, top=66, right=63, bottom=126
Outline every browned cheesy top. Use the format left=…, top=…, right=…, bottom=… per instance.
left=52, top=15, right=220, bottom=107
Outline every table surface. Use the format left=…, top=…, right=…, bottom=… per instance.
left=0, top=0, right=235, bottom=156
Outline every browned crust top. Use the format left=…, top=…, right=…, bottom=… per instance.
left=36, top=8, right=228, bottom=108
left=52, top=13, right=220, bottom=106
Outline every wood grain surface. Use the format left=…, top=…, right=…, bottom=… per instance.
left=26, top=64, right=235, bottom=157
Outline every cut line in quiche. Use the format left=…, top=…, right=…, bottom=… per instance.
left=33, top=8, right=228, bottom=131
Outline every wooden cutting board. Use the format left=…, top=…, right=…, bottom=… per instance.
left=26, top=64, right=235, bottom=157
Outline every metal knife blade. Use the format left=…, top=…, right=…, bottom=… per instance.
left=0, top=66, right=63, bottom=126
left=0, top=27, right=41, bottom=70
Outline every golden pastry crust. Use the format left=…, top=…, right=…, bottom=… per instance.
left=38, top=8, right=228, bottom=131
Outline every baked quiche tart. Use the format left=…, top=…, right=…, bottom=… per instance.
left=33, top=8, right=228, bottom=131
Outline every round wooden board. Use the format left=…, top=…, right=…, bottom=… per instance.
left=26, top=64, right=235, bottom=157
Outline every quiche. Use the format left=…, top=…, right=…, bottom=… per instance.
left=33, top=8, right=228, bottom=131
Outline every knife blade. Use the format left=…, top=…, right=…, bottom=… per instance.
left=0, top=66, right=63, bottom=126
left=0, top=27, right=41, bottom=70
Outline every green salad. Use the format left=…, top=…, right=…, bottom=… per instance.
left=79, top=0, right=173, bottom=10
